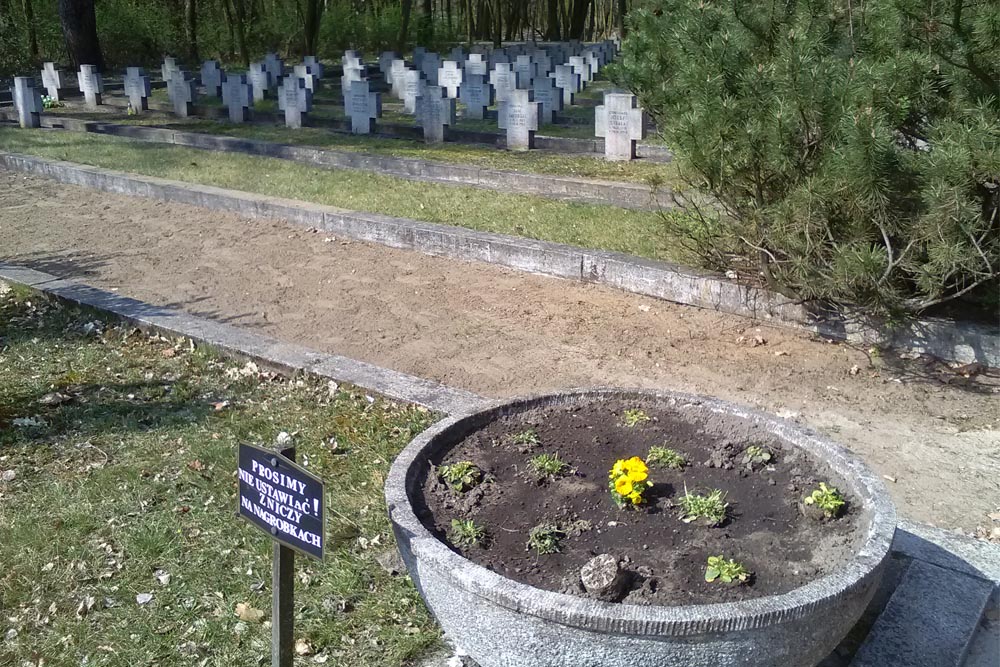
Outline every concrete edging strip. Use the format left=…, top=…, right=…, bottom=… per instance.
left=1, top=151, right=996, bottom=367
left=0, top=263, right=485, bottom=416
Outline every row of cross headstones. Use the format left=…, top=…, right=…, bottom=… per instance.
left=12, top=42, right=645, bottom=161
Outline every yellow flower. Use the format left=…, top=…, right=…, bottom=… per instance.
left=628, top=491, right=644, bottom=505
left=614, top=476, right=634, bottom=496
left=610, top=460, right=626, bottom=478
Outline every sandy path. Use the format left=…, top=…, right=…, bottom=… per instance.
left=1, top=171, right=997, bottom=532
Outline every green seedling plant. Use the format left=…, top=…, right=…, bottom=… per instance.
left=527, top=523, right=565, bottom=555
left=438, top=460, right=482, bottom=493
left=510, top=429, right=541, bottom=447
left=648, top=446, right=687, bottom=469
left=529, top=453, right=570, bottom=479
left=804, top=482, right=846, bottom=519
left=678, top=486, right=728, bottom=526
left=449, top=519, right=487, bottom=548
left=742, top=445, right=773, bottom=470
left=705, top=555, right=750, bottom=584
left=621, top=408, right=651, bottom=428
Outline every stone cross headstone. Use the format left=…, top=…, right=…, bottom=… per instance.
left=595, top=93, right=646, bottom=161
left=40, top=62, right=69, bottom=101
left=162, top=56, right=179, bottom=83
left=489, top=49, right=509, bottom=68
left=550, top=64, right=580, bottom=106
left=437, top=61, right=463, bottom=98
left=415, top=84, right=455, bottom=143
left=303, top=56, right=324, bottom=78
left=458, top=74, right=494, bottom=120
left=264, top=53, right=285, bottom=84
left=412, top=47, right=426, bottom=70
left=123, top=67, right=151, bottom=112
left=531, top=51, right=553, bottom=76
left=465, top=53, right=487, bottom=77
left=248, top=63, right=270, bottom=102
left=341, top=66, right=365, bottom=105
left=13, top=77, right=43, bottom=128
left=77, top=64, right=104, bottom=108
left=222, top=72, right=253, bottom=123
left=513, top=55, right=537, bottom=89
left=278, top=76, right=312, bottom=129
left=449, top=46, right=466, bottom=64
left=390, top=59, right=408, bottom=99
left=378, top=51, right=398, bottom=76
left=346, top=79, right=381, bottom=134
left=401, top=69, right=424, bottom=114
left=531, top=76, right=563, bottom=124
left=343, top=50, right=362, bottom=68
left=584, top=50, right=600, bottom=77
left=420, top=52, right=441, bottom=86
left=200, top=60, right=224, bottom=97
left=489, top=63, right=518, bottom=103
left=294, top=64, right=320, bottom=93
left=498, top=88, right=540, bottom=150
left=167, top=69, right=197, bottom=117
left=343, top=56, right=364, bottom=73
left=568, top=56, right=592, bottom=86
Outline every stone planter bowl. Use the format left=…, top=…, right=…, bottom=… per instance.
left=386, top=389, right=897, bottom=667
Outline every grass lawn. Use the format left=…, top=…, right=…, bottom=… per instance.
left=0, top=128, right=684, bottom=263
left=0, top=285, right=441, bottom=666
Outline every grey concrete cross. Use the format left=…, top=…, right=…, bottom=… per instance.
left=498, top=88, right=541, bottom=150
left=161, top=56, right=178, bottom=83
left=595, top=93, right=646, bottom=161
left=458, top=74, right=494, bottom=120
left=248, top=63, right=270, bottom=102
left=420, top=52, right=441, bottom=86
left=166, top=69, right=197, bottom=117
left=416, top=84, right=456, bottom=143
left=531, top=76, right=563, bottom=124
left=293, top=64, right=320, bottom=93
left=531, top=51, right=553, bottom=76
left=568, top=56, right=592, bottom=86
left=13, top=77, right=43, bottom=128
left=346, top=79, right=381, bottom=134
left=264, top=52, right=285, bottom=84
left=200, top=60, right=224, bottom=97
left=77, top=64, right=104, bottom=108
left=343, top=50, right=363, bottom=68
left=222, top=73, right=253, bottom=123
left=513, top=56, right=537, bottom=89
left=489, top=63, right=519, bottom=103
left=40, top=62, right=69, bottom=101
left=437, top=61, right=463, bottom=99
left=378, top=52, right=398, bottom=77
left=390, top=60, right=409, bottom=99
left=412, top=47, right=426, bottom=70
left=449, top=46, right=466, bottom=64
left=489, top=49, right=509, bottom=68
left=550, top=64, right=580, bottom=106
left=277, top=76, right=312, bottom=129
left=123, top=67, right=151, bottom=113
left=465, top=53, right=487, bottom=77
left=303, top=55, right=324, bottom=79
left=401, top=69, right=424, bottom=114
left=341, top=66, right=365, bottom=105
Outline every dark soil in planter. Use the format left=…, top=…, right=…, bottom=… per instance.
left=417, top=397, right=866, bottom=606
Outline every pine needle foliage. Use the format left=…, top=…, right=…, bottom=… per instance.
left=614, top=0, right=999, bottom=317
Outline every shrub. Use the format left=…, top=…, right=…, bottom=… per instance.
left=615, top=0, right=999, bottom=318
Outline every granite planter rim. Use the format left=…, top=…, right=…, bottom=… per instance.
left=386, top=387, right=897, bottom=636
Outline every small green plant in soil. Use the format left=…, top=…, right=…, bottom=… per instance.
left=804, top=482, right=846, bottom=519
left=449, top=519, right=487, bottom=548
left=529, top=453, right=570, bottom=479
left=705, top=556, right=750, bottom=584
left=527, top=523, right=565, bottom=555
left=678, top=487, right=728, bottom=525
left=647, top=446, right=687, bottom=469
left=742, top=445, right=773, bottom=470
left=438, top=460, right=482, bottom=492
left=510, top=428, right=541, bottom=448
left=620, top=408, right=651, bottom=428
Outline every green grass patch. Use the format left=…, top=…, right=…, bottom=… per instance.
left=0, top=128, right=683, bottom=262
left=0, top=285, right=440, bottom=666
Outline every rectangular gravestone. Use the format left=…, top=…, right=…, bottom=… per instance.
left=124, top=67, right=151, bottom=113
left=465, top=53, right=487, bottom=77
left=458, top=74, right=493, bottom=120
left=248, top=63, right=270, bottom=102
left=341, top=66, right=364, bottom=105
left=420, top=52, right=441, bottom=86
left=77, top=65, right=104, bottom=108
left=13, top=77, right=43, bottom=128
left=303, top=55, right=324, bottom=78
left=532, top=76, right=563, bottom=124
left=490, top=63, right=518, bottom=103
left=222, top=72, right=253, bottom=122
left=293, top=64, right=320, bottom=93
left=595, top=92, right=646, bottom=160
left=162, top=56, right=179, bottom=82
left=416, top=84, right=456, bottom=143
left=401, top=69, right=424, bottom=114
left=264, top=52, right=285, bottom=84
left=513, top=55, right=537, bottom=89
left=41, top=62, right=70, bottom=101
left=568, top=56, right=592, bottom=86
left=550, top=64, right=580, bottom=106
left=347, top=79, right=381, bottom=134
left=437, top=61, right=463, bottom=98
left=390, top=59, right=408, bottom=99
left=498, top=88, right=540, bottom=150
left=201, top=60, right=224, bottom=97
left=167, top=69, right=197, bottom=117
left=278, top=76, right=312, bottom=129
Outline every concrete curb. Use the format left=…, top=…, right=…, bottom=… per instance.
left=12, top=114, right=680, bottom=211
left=1, top=151, right=996, bottom=367
left=0, top=263, right=484, bottom=415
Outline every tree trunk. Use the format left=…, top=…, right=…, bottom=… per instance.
left=420, top=0, right=433, bottom=44
left=22, top=0, right=39, bottom=59
left=220, top=0, right=236, bottom=60
left=616, top=0, right=626, bottom=36
left=302, top=0, right=323, bottom=54
left=58, top=0, right=104, bottom=70
left=492, top=0, right=501, bottom=47
left=545, top=0, right=560, bottom=40
left=568, top=0, right=590, bottom=39
left=398, top=0, right=413, bottom=51
left=184, top=0, right=199, bottom=62
left=228, top=0, right=249, bottom=67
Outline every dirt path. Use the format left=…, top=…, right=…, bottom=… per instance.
left=2, top=171, right=997, bottom=533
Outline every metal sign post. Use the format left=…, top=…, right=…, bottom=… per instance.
left=238, top=443, right=325, bottom=667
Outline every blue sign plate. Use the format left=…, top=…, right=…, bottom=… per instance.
left=238, top=443, right=325, bottom=560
